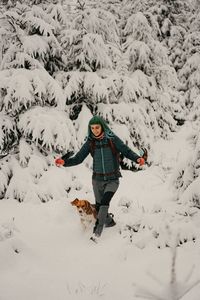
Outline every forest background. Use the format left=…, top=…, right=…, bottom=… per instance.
left=1, top=0, right=200, bottom=299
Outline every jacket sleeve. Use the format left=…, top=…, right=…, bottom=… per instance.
left=114, top=135, right=140, bottom=163
left=61, top=140, right=90, bottom=167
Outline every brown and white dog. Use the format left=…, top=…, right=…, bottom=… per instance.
left=71, top=198, right=97, bottom=230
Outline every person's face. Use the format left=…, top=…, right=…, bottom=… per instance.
left=90, top=124, right=103, bottom=137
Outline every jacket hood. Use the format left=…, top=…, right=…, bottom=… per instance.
left=88, top=116, right=114, bottom=139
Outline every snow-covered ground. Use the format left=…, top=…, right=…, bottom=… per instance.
left=1, top=123, right=200, bottom=300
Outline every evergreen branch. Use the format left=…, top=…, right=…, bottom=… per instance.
left=146, top=271, right=164, bottom=287
left=23, top=138, right=51, bottom=156
left=133, top=282, right=166, bottom=300
left=4, top=13, right=23, bottom=45
left=177, top=280, right=200, bottom=300
left=0, top=140, right=19, bottom=159
left=77, top=0, right=85, bottom=11
left=170, top=246, right=177, bottom=285
left=135, top=288, right=166, bottom=300
left=183, top=265, right=195, bottom=283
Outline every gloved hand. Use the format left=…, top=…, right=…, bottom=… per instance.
left=141, top=147, right=148, bottom=162
left=137, top=157, right=145, bottom=166
left=139, top=147, right=148, bottom=162
left=55, top=158, right=64, bottom=166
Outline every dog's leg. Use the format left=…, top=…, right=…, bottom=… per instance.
left=80, top=219, right=87, bottom=231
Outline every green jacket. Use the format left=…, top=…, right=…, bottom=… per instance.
left=62, top=134, right=140, bottom=181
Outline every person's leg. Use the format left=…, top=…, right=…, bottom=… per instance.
left=92, top=179, right=104, bottom=212
left=94, top=191, right=115, bottom=236
left=92, top=179, right=104, bottom=234
left=93, top=180, right=119, bottom=237
left=100, top=191, right=116, bottom=227
left=105, top=212, right=115, bottom=227
left=103, top=180, right=119, bottom=227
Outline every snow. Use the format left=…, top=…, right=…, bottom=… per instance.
left=1, top=1, right=200, bottom=299
left=1, top=123, right=200, bottom=300
left=18, top=107, right=76, bottom=153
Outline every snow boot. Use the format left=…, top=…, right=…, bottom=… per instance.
left=90, top=234, right=99, bottom=243
left=105, top=213, right=116, bottom=228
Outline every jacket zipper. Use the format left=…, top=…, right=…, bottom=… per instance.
left=100, top=141, right=106, bottom=180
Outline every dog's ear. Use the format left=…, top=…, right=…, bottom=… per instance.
left=71, top=198, right=79, bottom=206
left=82, top=200, right=92, bottom=214
left=84, top=200, right=89, bottom=208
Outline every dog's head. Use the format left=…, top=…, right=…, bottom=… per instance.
left=71, top=198, right=96, bottom=217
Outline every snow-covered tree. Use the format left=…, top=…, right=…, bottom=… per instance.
left=0, top=156, right=12, bottom=199
left=178, top=11, right=200, bottom=121
left=171, top=127, right=200, bottom=209
left=55, top=0, right=120, bottom=119
left=0, top=0, right=194, bottom=203
left=0, top=1, right=78, bottom=202
left=0, top=67, right=78, bottom=202
left=56, top=0, right=187, bottom=162
left=117, top=195, right=198, bottom=248
left=0, top=2, right=66, bottom=74
left=122, top=0, right=193, bottom=72
left=117, top=10, right=185, bottom=146
left=0, top=112, right=17, bottom=154
left=125, top=0, right=193, bottom=33
left=61, top=0, right=119, bottom=71
left=134, top=235, right=200, bottom=299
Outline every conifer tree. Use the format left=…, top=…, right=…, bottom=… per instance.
left=0, top=1, right=76, bottom=202
left=171, top=126, right=200, bottom=209
left=115, top=10, right=184, bottom=147
left=0, top=2, right=66, bottom=74
left=56, top=0, right=120, bottom=119
left=178, top=10, right=200, bottom=120
left=0, top=0, right=195, bottom=202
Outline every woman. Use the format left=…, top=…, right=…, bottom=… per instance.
left=55, top=116, right=145, bottom=242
